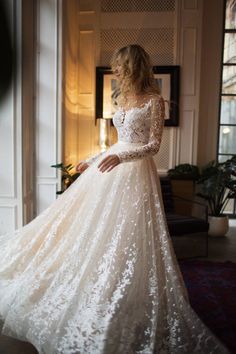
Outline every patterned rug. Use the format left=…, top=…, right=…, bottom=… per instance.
left=179, top=260, right=236, bottom=354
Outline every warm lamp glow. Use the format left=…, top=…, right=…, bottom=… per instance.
left=99, top=118, right=111, bottom=151
left=103, top=75, right=116, bottom=119
left=64, top=64, right=80, bottom=115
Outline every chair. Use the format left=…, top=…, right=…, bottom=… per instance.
left=160, top=176, right=209, bottom=259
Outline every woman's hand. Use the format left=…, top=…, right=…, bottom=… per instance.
left=76, top=161, right=89, bottom=173
left=98, top=154, right=120, bottom=173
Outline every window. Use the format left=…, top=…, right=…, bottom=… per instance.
left=218, top=0, right=236, bottom=215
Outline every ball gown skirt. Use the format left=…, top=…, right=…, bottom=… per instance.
left=0, top=141, right=229, bottom=354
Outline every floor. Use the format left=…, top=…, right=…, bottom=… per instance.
left=204, top=219, right=236, bottom=262
left=172, top=219, right=236, bottom=262
left=0, top=221, right=236, bottom=354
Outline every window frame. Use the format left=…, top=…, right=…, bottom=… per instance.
left=217, top=0, right=236, bottom=216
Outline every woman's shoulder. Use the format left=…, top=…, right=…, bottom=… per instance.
left=146, top=92, right=164, bottom=105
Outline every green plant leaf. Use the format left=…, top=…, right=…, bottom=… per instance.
left=51, top=163, right=63, bottom=168
left=197, top=155, right=236, bottom=215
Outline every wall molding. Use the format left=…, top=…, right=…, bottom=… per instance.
left=0, top=0, right=23, bottom=231
left=35, top=0, right=62, bottom=215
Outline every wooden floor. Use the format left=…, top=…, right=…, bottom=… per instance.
left=0, top=220, right=236, bottom=354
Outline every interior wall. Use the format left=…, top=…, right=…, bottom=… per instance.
left=94, top=0, right=178, bottom=174
left=0, top=0, right=23, bottom=233
left=63, top=0, right=101, bottom=168
left=197, top=0, right=224, bottom=167
left=1, top=0, right=223, bottom=230
left=35, top=0, right=62, bottom=214
left=63, top=0, right=205, bottom=172
left=0, top=0, right=63, bottom=231
left=175, top=0, right=203, bottom=166
left=22, top=0, right=36, bottom=224
left=62, top=0, right=80, bottom=167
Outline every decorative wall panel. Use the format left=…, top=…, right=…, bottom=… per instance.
left=0, top=92, right=15, bottom=197
left=63, top=0, right=80, bottom=170
left=78, top=111, right=94, bottom=162
left=155, top=129, right=173, bottom=171
left=35, top=0, right=62, bottom=214
left=79, top=30, right=94, bottom=94
left=36, top=0, right=58, bottom=178
left=101, top=0, right=175, bottom=12
left=100, top=28, right=174, bottom=65
left=0, top=0, right=23, bottom=230
left=182, top=27, right=197, bottom=96
left=179, top=110, right=194, bottom=163
left=0, top=206, right=16, bottom=234
left=37, top=183, right=58, bottom=214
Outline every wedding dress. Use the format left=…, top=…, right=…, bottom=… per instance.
left=0, top=94, right=229, bottom=354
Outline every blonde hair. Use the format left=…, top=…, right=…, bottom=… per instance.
left=111, top=44, right=160, bottom=104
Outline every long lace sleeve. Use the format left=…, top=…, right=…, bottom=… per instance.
left=116, top=95, right=165, bottom=162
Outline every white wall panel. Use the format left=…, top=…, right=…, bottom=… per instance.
left=37, top=183, right=58, bottom=214
left=0, top=0, right=23, bottom=232
left=36, top=0, right=58, bottom=178
left=0, top=90, right=15, bottom=197
left=35, top=0, right=62, bottom=214
left=0, top=206, right=16, bottom=234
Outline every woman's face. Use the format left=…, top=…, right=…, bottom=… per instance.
left=113, top=60, right=123, bottom=81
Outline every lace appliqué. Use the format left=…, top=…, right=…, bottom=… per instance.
left=113, top=95, right=165, bottom=162
left=84, top=94, right=165, bottom=165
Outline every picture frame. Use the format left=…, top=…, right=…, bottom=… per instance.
left=95, top=65, right=180, bottom=126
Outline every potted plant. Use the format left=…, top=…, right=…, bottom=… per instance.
left=197, top=156, right=236, bottom=236
left=51, top=163, right=80, bottom=194
left=168, top=163, right=200, bottom=181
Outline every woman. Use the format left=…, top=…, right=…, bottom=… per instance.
left=0, top=45, right=229, bottom=353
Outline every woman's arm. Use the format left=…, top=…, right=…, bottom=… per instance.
left=76, top=151, right=106, bottom=173
left=84, top=151, right=106, bottom=166
left=116, top=95, right=165, bottom=162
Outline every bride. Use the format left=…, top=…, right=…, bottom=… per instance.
left=0, top=44, right=229, bottom=354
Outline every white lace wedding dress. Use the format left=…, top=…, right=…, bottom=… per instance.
left=0, top=95, right=229, bottom=354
